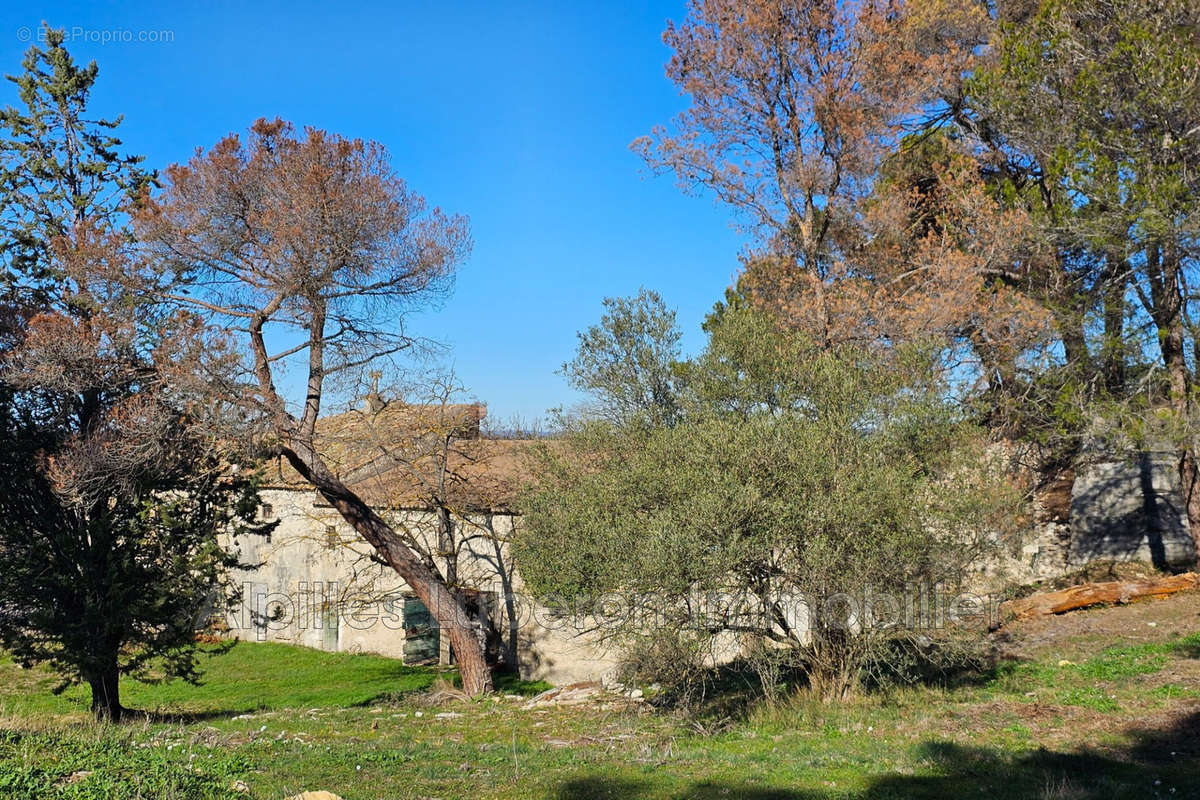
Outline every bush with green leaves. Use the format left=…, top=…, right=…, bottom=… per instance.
left=518, top=296, right=1015, bottom=701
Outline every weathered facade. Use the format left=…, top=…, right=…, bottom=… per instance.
left=225, top=487, right=619, bottom=684
left=222, top=402, right=619, bottom=685
left=223, top=400, right=1195, bottom=685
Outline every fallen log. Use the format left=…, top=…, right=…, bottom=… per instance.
left=1002, top=572, right=1199, bottom=620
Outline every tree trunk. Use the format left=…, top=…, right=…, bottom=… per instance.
left=1148, top=243, right=1200, bottom=563
left=1179, top=449, right=1200, bottom=563
left=1002, top=573, right=1198, bottom=619
left=1101, top=259, right=1127, bottom=395
left=487, top=519, right=521, bottom=670
left=1055, top=304, right=1091, bottom=380
left=88, top=665, right=122, bottom=723
left=437, top=504, right=482, bottom=671
left=1160, top=319, right=1200, bottom=562
left=282, top=441, right=494, bottom=695
left=437, top=505, right=458, bottom=591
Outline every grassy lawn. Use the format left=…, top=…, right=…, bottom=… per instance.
left=0, top=642, right=441, bottom=720
left=0, top=596, right=1198, bottom=799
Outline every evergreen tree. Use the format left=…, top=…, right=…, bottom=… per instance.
left=0, top=25, right=152, bottom=305
left=0, top=27, right=270, bottom=722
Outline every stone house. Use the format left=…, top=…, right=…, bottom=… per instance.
left=223, top=401, right=618, bottom=685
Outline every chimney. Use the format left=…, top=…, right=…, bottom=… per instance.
left=364, top=371, right=385, bottom=413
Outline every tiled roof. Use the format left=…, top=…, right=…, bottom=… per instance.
left=262, top=402, right=533, bottom=510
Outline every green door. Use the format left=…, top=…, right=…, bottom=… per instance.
left=402, top=596, right=439, bottom=665
left=320, top=600, right=339, bottom=651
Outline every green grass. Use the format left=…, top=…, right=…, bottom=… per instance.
left=0, top=624, right=1197, bottom=800
left=0, top=730, right=250, bottom=800
left=982, top=634, right=1200, bottom=712
left=1075, top=644, right=1168, bottom=681
left=493, top=671, right=553, bottom=696
left=0, top=642, right=440, bottom=718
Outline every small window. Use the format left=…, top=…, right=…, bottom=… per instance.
left=325, top=525, right=338, bottom=548
left=260, top=503, right=273, bottom=519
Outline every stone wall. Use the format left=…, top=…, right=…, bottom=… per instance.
left=221, top=487, right=619, bottom=686
left=1070, top=452, right=1194, bottom=568
left=1012, top=452, right=1194, bottom=582
left=224, top=453, right=1196, bottom=686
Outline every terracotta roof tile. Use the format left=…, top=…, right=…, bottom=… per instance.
left=263, top=403, right=532, bottom=510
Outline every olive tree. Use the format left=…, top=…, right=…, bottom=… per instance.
left=518, top=295, right=1013, bottom=700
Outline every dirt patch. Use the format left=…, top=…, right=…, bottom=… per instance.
left=991, top=589, right=1200, bottom=662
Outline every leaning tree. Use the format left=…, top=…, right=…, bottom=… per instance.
left=136, top=119, right=495, bottom=694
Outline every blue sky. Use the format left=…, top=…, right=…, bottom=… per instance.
left=1, top=1, right=748, bottom=424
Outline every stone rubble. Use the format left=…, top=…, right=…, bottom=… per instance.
left=521, top=680, right=646, bottom=709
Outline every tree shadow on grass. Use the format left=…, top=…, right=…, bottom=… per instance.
left=1169, top=634, right=1200, bottom=660
left=869, top=721, right=1200, bottom=799
left=40, top=696, right=261, bottom=725
left=126, top=665, right=441, bottom=723
left=552, top=710, right=1200, bottom=800
left=669, top=645, right=1009, bottom=723
left=126, top=707, right=250, bottom=724
left=555, top=777, right=815, bottom=799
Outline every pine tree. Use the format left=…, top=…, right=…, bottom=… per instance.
left=0, top=25, right=152, bottom=304
left=0, top=26, right=270, bottom=722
